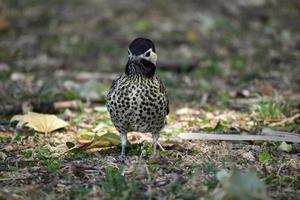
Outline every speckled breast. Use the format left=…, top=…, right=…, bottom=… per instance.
left=107, top=74, right=168, bottom=134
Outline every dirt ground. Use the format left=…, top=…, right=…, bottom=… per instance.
left=0, top=0, right=300, bottom=199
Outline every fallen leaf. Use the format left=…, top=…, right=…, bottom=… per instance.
left=127, top=132, right=151, bottom=144
left=215, top=168, right=267, bottom=200
left=76, top=129, right=95, bottom=143
left=11, top=112, right=69, bottom=134
left=277, top=141, right=292, bottom=152
left=94, top=132, right=120, bottom=146
left=66, top=141, right=75, bottom=149
left=76, top=129, right=120, bottom=150
left=197, top=118, right=228, bottom=132
left=259, top=151, right=271, bottom=164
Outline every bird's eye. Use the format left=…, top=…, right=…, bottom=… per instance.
left=145, top=52, right=150, bottom=57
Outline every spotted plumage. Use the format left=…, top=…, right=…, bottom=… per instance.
left=107, top=38, right=169, bottom=161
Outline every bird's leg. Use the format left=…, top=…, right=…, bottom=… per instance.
left=151, top=133, right=160, bottom=157
left=119, top=133, right=127, bottom=162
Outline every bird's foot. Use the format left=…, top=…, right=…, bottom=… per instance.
left=118, top=154, right=126, bottom=163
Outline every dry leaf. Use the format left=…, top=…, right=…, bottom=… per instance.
left=76, top=129, right=120, bottom=150
left=76, top=129, right=95, bottom=144
left=11, top=112, right=69, bottom=134
left=127, top=132, right=152, bottom=144
left=277, top=141, right=292, bottom=152
left=215, top=169, right=267, bottom=200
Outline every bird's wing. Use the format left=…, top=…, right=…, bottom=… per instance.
left=107, top=74, right=124, bottom=98
left=158, top=78, right=170, bottom=115
left=107, top=79, right=117, bottom=98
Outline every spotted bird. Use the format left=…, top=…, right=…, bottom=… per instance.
left=107, top=38, right=169, bottom=162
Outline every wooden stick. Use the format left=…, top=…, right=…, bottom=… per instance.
left=179, top=131, right=300, bottom=143
left=269, top=113, right=300, bottom=126
left=261, top=128, right=300, bottom=138
left=157, top=141, right=165, bottom=151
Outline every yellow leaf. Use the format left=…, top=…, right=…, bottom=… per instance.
left=11, top=112, right=69, bottom=134
left=76, top=129, right=95, bottom=143
left=76, top=129, right=120, bottom=150
left=94, top=132, right=120, bottom=146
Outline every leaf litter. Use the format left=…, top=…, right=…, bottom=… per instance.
left=2, top=101, right=299, bottom=199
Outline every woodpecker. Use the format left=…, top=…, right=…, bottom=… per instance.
left=107, top=38, right=169, bottom=162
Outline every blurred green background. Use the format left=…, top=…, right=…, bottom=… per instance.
left=0, top=0, right=299, bottom=108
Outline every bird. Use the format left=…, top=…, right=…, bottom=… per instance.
left=107, top=38, right=169, bottom=162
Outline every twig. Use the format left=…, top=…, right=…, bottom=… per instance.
left=261, top=128, right=300, bottom=138
left=157, top=141, right=165, bottom=151
left=269, top=113, right=300, bottom=126
left=179, top=130, right=300, bottom=143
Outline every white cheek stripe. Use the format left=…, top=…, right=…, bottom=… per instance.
left=128, top=48, right=143, bottom=59
left=128, top=48, right=133, bottom=57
